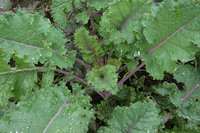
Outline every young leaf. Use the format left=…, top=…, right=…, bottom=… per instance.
left=0, top=82, right=94, bottom=132
left=87, top=65, right=118, bottom=95
left=50, top=0, right=74, bottom=29
left=74, top=27, right=104, bottom=64
left=98, top=101, right=161, bottom=133
left=88, top=0, right=114, bottom=11
left=139, top=0, right=199, bottom=79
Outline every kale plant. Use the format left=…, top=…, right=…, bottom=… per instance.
left=0, top=0, right=200, bottom=132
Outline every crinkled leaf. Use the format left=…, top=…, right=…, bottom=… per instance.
left=0, top=82, right=94, bottom=132
left=0, top=12, right=75, bottom=69
left=139, top=0, right=199, bottom=79
left=74, top=27, right=104, bottom=64
left=50, top=0, right=74, bottom=29
left=87, top=65, right=118, bottom=94
left=98, top=101, right=161, bottom=133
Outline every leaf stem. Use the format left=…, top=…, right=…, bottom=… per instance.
left=0, top=67, right=49, bottom=75
left=56, top=69, right=106, bottom=99
left=88, top=0, right=96, bottom=35
left=117, top=62, right=145, bottom=86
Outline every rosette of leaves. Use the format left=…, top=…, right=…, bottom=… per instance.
left=0, top=82, right=94, bottom=133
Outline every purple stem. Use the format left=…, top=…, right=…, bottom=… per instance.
left=180, top=82, right=200, bottom=103
left=147, top=15, right=199, bottom=54
left=162, top=82, right=200, bottom=127
left=57, top=69, right=106, bottom=99
left=127, top=119, right=139, bottom=133
left=0, top=67, right=49, bottom=75
left=117, top=62, right=145, bottom=86
left=0, top=9, right=50, bottom=14
left=163, top=111, right=173, bottom=124
left=100, top=38, right=105, bottom=46
left=88, top=0, right=96, bottom=35
left=91, top=12, right=103, bottom=16
left=43, top=100, right=68, bottom=133
left=116, top=56, right=141, bottom=73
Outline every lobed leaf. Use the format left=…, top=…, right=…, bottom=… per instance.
left=0, top=12, right=75, bottom=69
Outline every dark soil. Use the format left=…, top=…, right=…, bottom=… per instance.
left=10, top=0, right=51, bottom=8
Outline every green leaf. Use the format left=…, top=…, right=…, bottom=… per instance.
left=0, top=55, right=38, bottom=107
left=0, top=82, right=94, bottom=132
left=139, top=0, right=199, bottom=79
left=154, top=82, right=183, bottom=107
left=40, top=70, right=54, bottom=88
left=75, top=10, right=90, bottom=25
left=87, top=65, right=118, bottom=94
left=50, top=0, right=74, bottom=29
left=88, top=0, right=114, bottom=11
left=74, top=27, right=104, bottom=64
left=100, top=0, right=152, bottom=44
left=98, top=101, right=161, bottom=133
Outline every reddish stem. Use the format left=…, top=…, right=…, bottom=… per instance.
left=180, top=82, right=200, bottom=103
left=88, top=0, right=96, bottom=35
left=91, top=12, right=102, bottom=16
left=117, top=62, right=145, bottom=86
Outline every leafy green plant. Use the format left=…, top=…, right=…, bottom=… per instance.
left=0, top=0, right=200, bottom=132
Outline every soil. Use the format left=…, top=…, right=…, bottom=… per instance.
left=10, top=0, right=51, bottom=8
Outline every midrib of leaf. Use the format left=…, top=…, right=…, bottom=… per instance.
left=120, top=2, right=146, bottom=31
left=127, top=118, right=139, bottom=133
left=0, top=68, right=48, bottom=75
left=43, top=100, right=68, bottom=133
left=0, top=38, right=43, bottom=50
left=82, top=32, right=95, bottom=55
left=147, top=15, right=200, bottom=54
